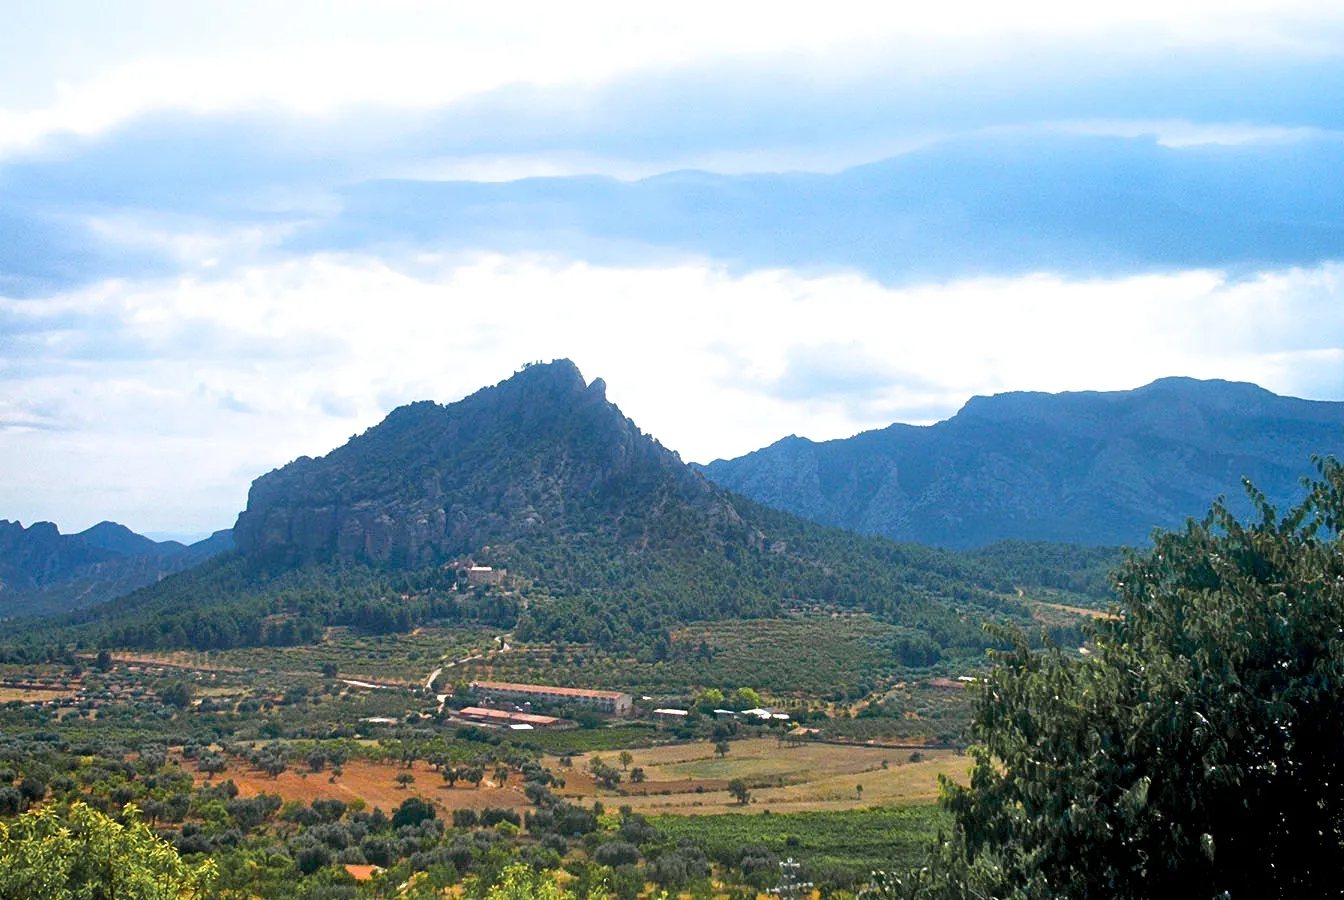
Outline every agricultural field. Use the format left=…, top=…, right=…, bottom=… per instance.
left=460, top=613, right=954, bottom=698
left=561, top=737, right=971, bottom=815
left=650, top=805, right=950, bottom=876
left=1028, top=598, right=1117, bottom=624
left=0, top=685, right=77, bottom=702
left=0, top=647, right=976, bottom=897
left=1020, top=585, right=1118, bottom=616
left=514, top=724, right=666, bottom=755
left=185, top=755, right=533, bottom=815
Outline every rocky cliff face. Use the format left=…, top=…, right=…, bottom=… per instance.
left=233, top=360, right=722, bottom=566
left=700, top=378, right=1344, bottom=548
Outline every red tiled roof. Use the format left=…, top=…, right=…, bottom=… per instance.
left=457, top=706, right=561, bottom=725
left=344, top=865, right=381, bottom=881
left=471, top=680, right=628, bottom=701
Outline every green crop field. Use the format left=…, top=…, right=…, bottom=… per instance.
left=515, top=724, right=665, bottom=755
left=650, top=806, right=949, bottom=880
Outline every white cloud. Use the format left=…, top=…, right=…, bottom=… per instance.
left=3, top=0, right=1342, bottom=157
left=1, top=253, right=1341, bottom=533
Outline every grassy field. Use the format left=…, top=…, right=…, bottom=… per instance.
left=0, top=685, right=77, bottom=702
left=561, top=738, right=970, bottom=815
left=1021, top=586, right=1118, bottom=616
left=97, top=614, right=986, bottom=714
left=514, top=724, right=666, bottom=755
left=650, top=805, right=949, bottom=876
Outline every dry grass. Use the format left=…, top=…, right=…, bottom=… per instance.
left=561, top=738, right=970, bottom=815
left=1038, top=601, right=1115, bottom=620
left=0, top=686, right=76, bottom=702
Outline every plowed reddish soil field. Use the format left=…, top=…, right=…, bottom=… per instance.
left=187, top=757, right=532, bottom=814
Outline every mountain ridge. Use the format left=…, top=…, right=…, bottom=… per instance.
left=0, top=520, right=233, bottom=619
left=698, top=376, right=1344, bottom=548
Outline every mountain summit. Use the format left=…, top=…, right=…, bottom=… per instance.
left=699, top=377, right=1344, bottom=548
left=234, top=359, right=719, bottom=566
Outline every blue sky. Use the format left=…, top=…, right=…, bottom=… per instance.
left=3, top=1, right=1344, bottom=537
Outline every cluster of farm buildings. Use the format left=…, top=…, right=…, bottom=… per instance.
left=445, top=679, right=796, bottom=731
left=448, top=680, right=633, bottom=730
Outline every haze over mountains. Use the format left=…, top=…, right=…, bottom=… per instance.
left=700, top=377, right=1344, bottom=548
left=0, top=520, right=232, bottom=618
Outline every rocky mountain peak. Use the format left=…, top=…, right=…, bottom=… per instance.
left=232, top=360, right=717, bottom=567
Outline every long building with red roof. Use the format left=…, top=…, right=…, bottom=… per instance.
left=470, top=680, right=632, bottom=715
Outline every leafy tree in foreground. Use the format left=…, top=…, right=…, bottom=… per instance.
left=891, top=458, right=1344, bottom=900
left=0, top=801, right=215, bottom=900
left=479, top=863, right=569, bottom=900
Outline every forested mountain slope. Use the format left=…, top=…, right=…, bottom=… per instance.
left=26, top=361, right=1108, bottom=658
left=699, top=378, right=1344, bottom=548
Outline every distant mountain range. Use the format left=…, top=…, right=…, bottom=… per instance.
left=699, top=377, right=1344, bottom=548
left=0, top=520, right=232, bottom=618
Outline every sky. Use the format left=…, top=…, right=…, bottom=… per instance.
left=3, top=1, right=1344, bottom=539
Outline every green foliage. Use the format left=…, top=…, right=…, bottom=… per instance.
left=960, top=541, right=1121, bottom=603
left=479, top=863, right=568, bottom=900
left=157, top=678, right=194, bottom=710
left=13, top=461, right=1109, bottom=669
left=899, top=458, right=1344, bottom=898
left=0, top=801, right=215, bottom=899
left=652, top=807, right=948, bottom=882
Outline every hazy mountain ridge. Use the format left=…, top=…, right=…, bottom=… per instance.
left=699, top=377, right=1344, bottom=548
left=0, top=519, right=233, bottom=618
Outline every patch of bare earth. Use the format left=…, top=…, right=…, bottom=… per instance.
left=189, top=757, right=532, bottom=814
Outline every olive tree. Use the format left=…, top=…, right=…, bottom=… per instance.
left=890, top=458, right=1344, bottom=899
left=0, top=801, right=215, bottom=899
